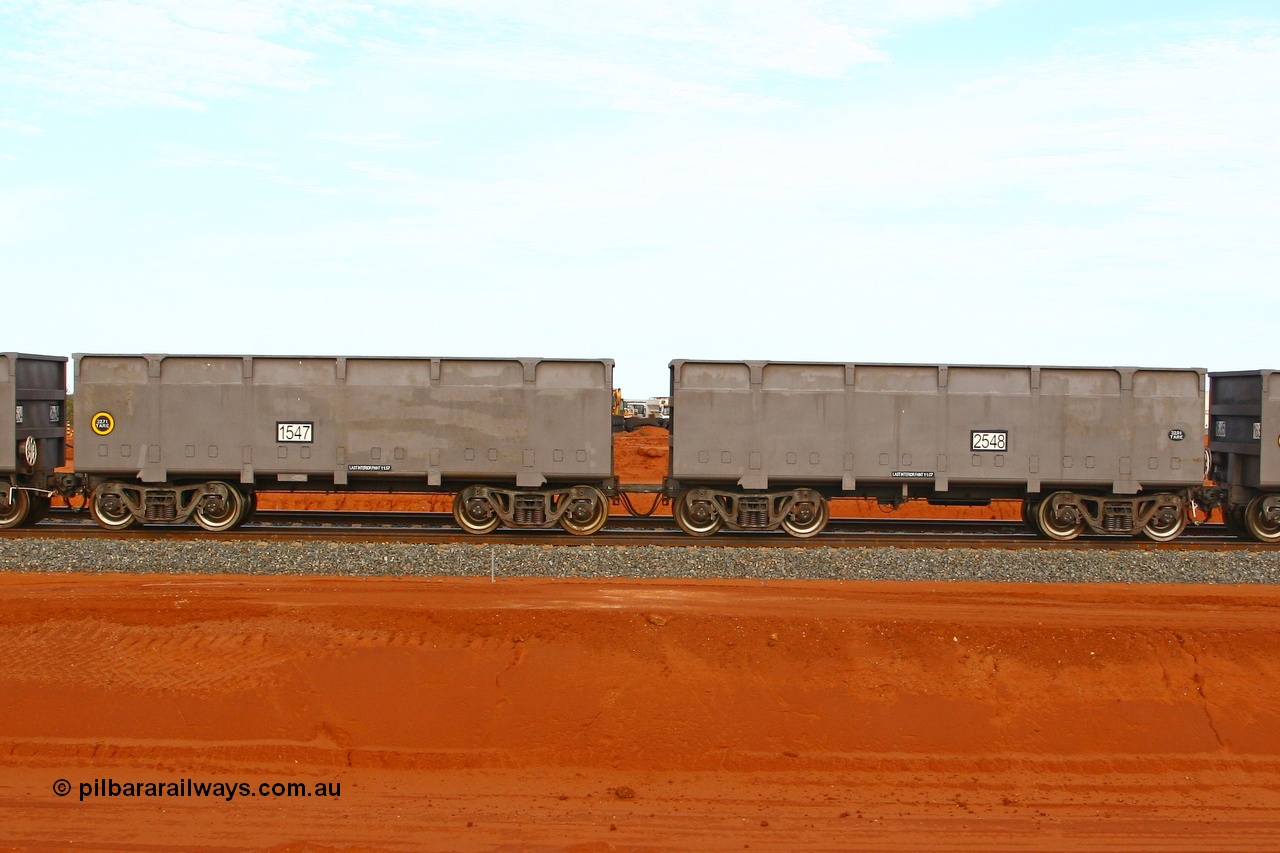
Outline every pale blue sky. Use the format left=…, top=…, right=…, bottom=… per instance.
left=3, top=1, right=1278, bottom=395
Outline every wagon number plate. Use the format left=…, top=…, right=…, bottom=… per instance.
left=277, top=422, right=314, bottom=443
left=971, top=430, right=1007, bottom=452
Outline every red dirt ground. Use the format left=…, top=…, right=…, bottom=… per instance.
left=1, top=572, right=1278, bottom=851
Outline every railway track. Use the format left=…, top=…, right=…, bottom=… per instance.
left=0, top=507, right=1259, bottom=551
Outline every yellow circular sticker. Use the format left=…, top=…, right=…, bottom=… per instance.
left=91, top=412, right=115, bottom=436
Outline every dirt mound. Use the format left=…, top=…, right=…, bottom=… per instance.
left=613, top=425, right=669, bottom=484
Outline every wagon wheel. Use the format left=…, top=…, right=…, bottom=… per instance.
left=1020, top=496, right=1041, bottom=533
left=192, top=483, right=247, bottom=532
left=780, top=489, right=828, bottom=538
left=559, top=486, right=609, bottom=536
left=20, top=494, right=52, bottom=527
left=1141, top=501, right=1187, bottom=542
left=1244, top=494, right=1280, bottom=543
left=232, top=491, right=258, bottom=529
left=453, top=485, right=500, bottom=535
left=673, top=490, right=723, bottom=537
left=1035, top=492, right=1085, bottom=541
left=0, top=487, right=31, bottom=530
left=1222, top=504, right=1250, bottom=538
left=89, top=484, right=139, bottom=530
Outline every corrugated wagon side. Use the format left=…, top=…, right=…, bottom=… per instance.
left=73, top=354, right=615, bottom=533
left=668, top=359, right=1207, bottom=541
left=1209, top=370, right=1280, bottom=541
left=0, top=353, right=68, bottom=529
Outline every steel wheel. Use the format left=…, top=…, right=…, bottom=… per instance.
left=89, top=484, right=138, bottom=530
left=0, top=487, right=31, bottom=530
left=1020, top=497, right=1040, bottom=533
left=1141, top=502, right=1187, bottom=542
left=20, top=494, right=51, bottom=527
left=1245, top=494, right=1280, bottom=543
left=780, top=489, right=828, bottom=538
left=192, top=483, right=246, bottom=532
left=1223, top=504, right=1249, bottom=538
left=232, top=491, right=257, bottom=529
left=673, top=490, right=723, bottom=537
left=1035, top=492, right=1085, bottom=541
left=559, top=486, right=609, bottom=536
left=453, top=485, right=500, bottom=534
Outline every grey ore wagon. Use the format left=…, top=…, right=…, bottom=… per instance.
left=667, top=360, right=1207, bottom=541
left=74, top=354, right=615, bottom=533
left=1, top=353, right=68, bottom=529
left=1209, top=370, right=1280, bottom=542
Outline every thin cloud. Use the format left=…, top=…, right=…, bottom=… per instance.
left=151, top=145, right=276, bottom=170
left=386, top=42, right=793, bottom=114
left=325, top=133, right=420, bottom=150
left=389, top=2, right=892, bottom=111
left=347, top=161, right=419, bottom=182
left=0, top=119, right=42, bottom=133
left=2, top=0, right=322, bottom=110
left=2, top=1, right=914, bottom=114
left=305, top=22, right=1280, bottom=299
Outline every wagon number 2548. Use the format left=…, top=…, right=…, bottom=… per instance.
left=971, top=430, right=1008, bottom=451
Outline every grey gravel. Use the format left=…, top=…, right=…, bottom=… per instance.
left=1, top=538, right=1279, bottom=583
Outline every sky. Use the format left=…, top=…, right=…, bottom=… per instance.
left=2, top=1, right=1278, bottom=397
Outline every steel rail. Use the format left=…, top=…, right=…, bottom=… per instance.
left=48, top=506, right=1039, bottom=532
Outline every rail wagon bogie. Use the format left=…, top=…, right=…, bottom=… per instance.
left=73, top=354, right=615, bottom=533
left=667, top=360, right=1208, bottom=541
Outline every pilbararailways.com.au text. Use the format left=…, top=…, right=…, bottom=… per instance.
left=54, top=778, right=341, bottom=802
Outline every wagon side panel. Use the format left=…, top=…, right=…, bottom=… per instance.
left=1127, top=369, right=1207, bottom=490
left=754, top=362, right=847, bottom=487
left=848, top=365, right=942, bottom=487
left=528, top=359, right=614, bottom=483
left=669, top=361, right=756, bottom=485
left=73, top=355, right=158, bottom=479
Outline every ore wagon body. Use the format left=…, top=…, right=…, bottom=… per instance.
left=0, top=353, right=68, bottom=529
left=1209, top=370, right=1280, bottom=541
left=73, top=354, right=615, bottom=533
left=667, top=360, right=1207, bottom=540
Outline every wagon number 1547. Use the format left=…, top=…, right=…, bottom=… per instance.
left=277, top=422, right=314, bottom=443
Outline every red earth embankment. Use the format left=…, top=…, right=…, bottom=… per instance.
left=0, top=573, right=1277, bottom=851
